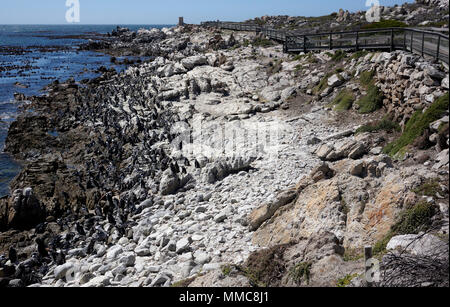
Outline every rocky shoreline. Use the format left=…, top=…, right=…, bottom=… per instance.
left=1, top=2, right=449, bottom=288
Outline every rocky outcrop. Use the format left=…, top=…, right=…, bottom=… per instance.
left=0, top=188, right=46, bottom=231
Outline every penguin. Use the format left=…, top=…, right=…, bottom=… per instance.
left=8, top=246, right=17, bottom=263
left=35, top=238, right=49, bottom=258
left=76, top=222, right=86, bottom=236
left=195, top=159, right=201, bottom=169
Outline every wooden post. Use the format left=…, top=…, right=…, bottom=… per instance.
left=303, top=36, right=307, bottom=53
left=178, top=17, right=184, bottom=26
left=410, top=31, right=413, bottom=53
left=390, top=29, right=394, bottom=52
left=403, top=30, right=407, bottom=51
left=421, top=32, right=425, bottom=57
left=355, top=31, right=359, bottom=51
left=436, top=35, right=441, bottom=61
left=364, top=246, right=373, bottom=288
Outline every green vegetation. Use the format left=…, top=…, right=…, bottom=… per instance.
left=337, top=273, right=358, bottom=287
left=244, top=244, right=290, bottom=287
left=330, top=50, right=347, bottom=62
left=391, top=201, right=436, bottom=235
left=289, top=262, right=312, bottom=285
left=335, top=67, right=344, bottom=73
left=413, top=179, right=441, bottom=197
left=355, top=69, right=383, bottom=114
left=350, top=50, right=369, bottom=60
left=356, top=117, right=400, bottom=134
left=373, top=231, right=395, bottom=256
left=314, top=73, right=331, bottom=94
left=294, top=64, right=304, bottom=73
left=171, top=276, right=199, bottom=287
left=383, top=93, right=449, bottom=156
left=373, top=201, right=436, bottom=256
left=252, top=37, right=275, bottom=47
left=221, top=264, right=233, bottom=276
left=331, top=89, right=355, bottom=111
left=291, top=54, right=305, bottom=62
left=361, top=19, right=408, bottom=30
left=359, top=70, right=376, bottom=87
left=356, top=84, right=383, bottom=114
left=343, top=248, right=364, bottom=262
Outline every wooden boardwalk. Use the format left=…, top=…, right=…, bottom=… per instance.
left=201, top=21, right=449, bottom=64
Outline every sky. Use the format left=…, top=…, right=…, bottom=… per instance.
left=0, top=0, right=415, bottom=25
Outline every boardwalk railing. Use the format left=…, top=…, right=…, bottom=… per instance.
left=200, top=21, right=449, bottom=64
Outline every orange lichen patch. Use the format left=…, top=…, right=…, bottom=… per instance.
left=363, top=182, right=404, bottom=242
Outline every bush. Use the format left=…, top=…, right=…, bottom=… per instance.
left=314, top=73, right=331, bottom=94
left=331, top=50, right=346, bottom=62
left=356, top=117, right=400, bottom=134
left=337, top=273, right=358, bottom=287
left=373, top=201, right=436, bottom=256
left=289, top=262, right=312, bottom=285
left=244, top=244, right=291, bottom=287
left=356, top=83, right=383, bottom=114
left=252, top=37, right=275, bottom=47
left=331, top=90, right=355, bottom=111
left=413, top=179, right=441, bottom=197
left=383, top=93, right=449, bottom=156
left=350, top=50, right=369, bottom=60
left=361, top=19, right=408, bottom=30
left=359, top=70, right=375, bottom=87
left=391, top=201, right=436, bottom=235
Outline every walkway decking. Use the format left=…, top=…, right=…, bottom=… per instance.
left=201, top=21, right=449, bottom=64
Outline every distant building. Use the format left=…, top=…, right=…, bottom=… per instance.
left=178, top=17, right=184, bottom=26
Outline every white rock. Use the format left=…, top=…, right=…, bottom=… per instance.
left=54, top=263, right=74, bottom=280
left=176, top=237, right=192, bottom=254
left=119, top=253, right=136, bottom=267
left=106, top=245, right=123, bottom=260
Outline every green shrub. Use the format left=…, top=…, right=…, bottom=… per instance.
left=356, top=83, right=383, bottom=114
left=291, top=54, right=307, bottom=62
left=373, top=201, right=436, bottom=256
left=383, top=93, right=449, bottom=156
left=221, top=265, right=233, bottom=276
left=359, top=70, right=376, bottom=87
left=356, top=117, right=400, bottom=134
left=244, top=244, right=291, bottom=287
left=337, top=273, right=358, bottom=287
left=391, top=201, right=436, bottom=235
left=331, top=50, right=346, bottom=62
left=331, top=90, right=355, bottom=111
left=361, top=19, right=408, bottom=30
left=252, top=37, right=275, bottom=47
left=314, top=73, right=331, bottom=94
left=413, top=179, right=441, bottom=197
left=350, top=50, right=369, bottom=60
left=373, top=231, right=394, bottom=256
left=343, top=249, right=364, bottom=262
left=290, top=262, right=312, bottom=285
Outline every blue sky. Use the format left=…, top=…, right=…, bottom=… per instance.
left=0, top=0, right=415, bottom=25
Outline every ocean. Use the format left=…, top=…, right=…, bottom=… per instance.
left=0, top=24, right=172, bottom=197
